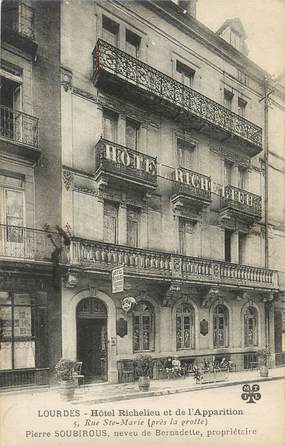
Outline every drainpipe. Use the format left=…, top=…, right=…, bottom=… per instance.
left=263, top=76, right=270, bottom=269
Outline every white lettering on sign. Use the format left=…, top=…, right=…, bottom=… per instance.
left=112, top=266, right=124, bottom=293
left=175, top=168, right=211, bottom=192
left=105, top=144, right=157, bottom=176
left=225, top=187, right=254, bottom=207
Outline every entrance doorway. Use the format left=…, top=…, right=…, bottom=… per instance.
left=76, top=298, right=108, bottom=382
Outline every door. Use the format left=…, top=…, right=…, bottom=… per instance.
left=76, top=298, right=108, bottom=381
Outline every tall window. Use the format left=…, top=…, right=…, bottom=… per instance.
left=237, top=166, right=247, bottom=189
left=224, top=229, right=232, bottom=262
left=238, top=232, right=247, bottom=264
left=238, top=97, right=247, bottom=117
left=244, top=306, right=258, bottom=346
left=213, top=304, right=229, bottom=347
left=0, top=76, right=21, bottom=140
left=127, top=206, right=140, bottom=247
left=103, top=201, right=118, bottom=244
left=224, top=160, right=233, bottom=185
left=126, top=29, right=141, bottom=58
left=0, top=292, right=48, bottom=370
left=125, top=118, right=140, bottom=150
left=177, top=138, right=195, bottom=169
left=133, top=301, right=154, bottom=351
left=103, top=109, right=118, bottom=142
left=102, top=15, right=119, bottom=46
left=0, top=185, right=24, bottom=255
left=224, top=89, right=233, bottom=110
left=176, top=61, right=195, bottom=88
left=176, top=303, right=195, bottom=350
left=178, top=218, right=186, bottom=255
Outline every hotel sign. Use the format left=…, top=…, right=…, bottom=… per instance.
left=104, top=143, right=157, bottom=176
left=112, top=266, right=124, bottom=293
left=174, top=168, right=211, bottom=193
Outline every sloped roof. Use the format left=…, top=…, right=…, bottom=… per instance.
left=216, top=18, right=247, bottom=39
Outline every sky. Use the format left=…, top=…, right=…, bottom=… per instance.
left=197, top=0, right=285, bottom=76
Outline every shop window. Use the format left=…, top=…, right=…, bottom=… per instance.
left=103, top=201, right=118, bottom=244
left=224, top=89, right=233, bottom=110
left=127, top=206, right=140, bottom=247
left=102, top=15, right=119, bottom=47
left=133, top=301, right=154, bottom=352
left=176, top=303, right=195, bottom=350
left=224, top=229, right=232, bottom=262
left=177, top=137, right=195, bottom=169
left=176, top=60, right=195, bottom=88
left=125, top=118, right=140, bottom=150
left=126, top=29, right=141, bottom=58
left=238, top=97, right=247, bottom=118
left=244, top=306, right=258, bottom=347
left=213, top=304, right=229, bottom=348
left=103, top=109, right=118, bottom=142
left=0, top=292, right=48, bottom=370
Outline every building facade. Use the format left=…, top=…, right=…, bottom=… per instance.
left=0, top=0, right=284, bottom=387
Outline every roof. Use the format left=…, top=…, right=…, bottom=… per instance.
left=216, top=18, right=247, bottom=39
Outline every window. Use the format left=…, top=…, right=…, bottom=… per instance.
left=103, top=109, right=118, bottom=142
left=127, top=206, right=140, bottom=247
left=238, top=232, right=247, bottom=264
left=213, top=304, right=229, bottom=348
left=176, top=61, right=195, bottom=88
left=103, top=201, right=118, bottom=244
left=176, top=303, right=195, bottom=350
left=0, top=291, right=48, bottom=370
left=0, top=76, right=21, bottom=140
left=178, top=218, right=186, bottom=255
left=133, top=301, right=154, bottom=351
left=102, top=15, right=119, bottom=46
left=177, top=138, right=195, bottom=168
left=237, top=70, right=248, bottom=86
left=244, top=306, right=258, bottom=346
left=224, top=160, right=233, bottom=185
left=125, top=118, right=140, bottom=150
left=237, top=166, right=247, bottom=189
left=224, top=89, right=233, bottom=110
left=238, top=97, right=247, bottom=117
left=225, top=229, right=232, bottom=262
left=0, top=185, right=24, bottom=255
left=126, top=29, right=141, bottom=58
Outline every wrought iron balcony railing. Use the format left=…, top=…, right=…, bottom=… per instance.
left=1, top=1, right=35, bottom=40
left=95, top=138, right=158, bottom=189
left=171, top=167, right=212, bottom=203
left=0, top=224, right=54, bottom=262
left=66, top=238, right=278, bottom=290
left=0, top=105, right=39, bottom=148
left=93, top=39, right=263, bottom=152
left=221, top=185, right=262, bottom=219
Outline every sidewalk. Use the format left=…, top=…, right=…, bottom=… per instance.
left=72, top=366, right=285, bottom=405
left=0, top=367, right=284, bottom=406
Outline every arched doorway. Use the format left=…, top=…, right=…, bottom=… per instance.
left=76, top=298, right=108, bottom=382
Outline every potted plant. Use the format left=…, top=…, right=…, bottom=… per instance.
left=134, top=355, right=153, bottom=391
left=257, top=349, right=270, bottom=377
left=55, top=358, right=77, bottom=401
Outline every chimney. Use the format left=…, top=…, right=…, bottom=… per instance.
left=179, top=0, right=197, bottom=18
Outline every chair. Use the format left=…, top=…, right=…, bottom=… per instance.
left=73, top=361, right=85, bottom=386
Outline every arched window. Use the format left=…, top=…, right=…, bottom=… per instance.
left=244, top=306, right=258, bottom=346
left=213, top=305, right=229, bottom=347
left=176, top=303, right=195, bottom=350
left=133, top=301, right=154, bottom=352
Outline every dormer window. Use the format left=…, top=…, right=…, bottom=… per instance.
left=216, top=18, right=248, bottom=55
left=230, top=30, right=241, bottom=51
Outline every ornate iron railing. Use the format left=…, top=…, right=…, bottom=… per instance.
left=0, top=105, right=39, bottom=148
left=66, top=238, right=278, bottom=289
left=95, top=138, right=157, bottom=186
left=0, top=368, right=49, bottom=388
left=93, top=39, right=262, bottom=149
left=1, top=1, right=35, bottom=39
left=222, top=184, right=262, bottom=218
left=171, top=167, right=212, bottom=202
left=0, top=224, right=54, bottom=261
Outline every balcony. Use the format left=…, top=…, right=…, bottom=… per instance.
left=0, top=105, right=40, bottom=161
left=93, top=39, right=262, bottom=156
left=171, top=167, right=211, bottom=216
left=0, top=224, right=54, bottom=263
left=65, top=238, right=279, bottom=291
left=220, top=185, right=262, bottom=224
left=1, top=1, right=37, bottom=56
left=94, top=138, right=158, bottom=193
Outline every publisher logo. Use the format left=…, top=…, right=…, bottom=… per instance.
left=241, top=384, right=261, bottom=403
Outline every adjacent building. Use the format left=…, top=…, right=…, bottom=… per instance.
left=0, top=0, right=284, bottom=387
